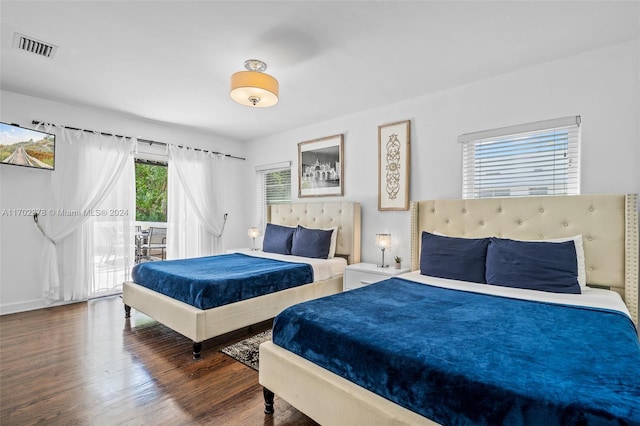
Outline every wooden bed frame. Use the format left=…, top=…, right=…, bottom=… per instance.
left=123, top=201, right=361, bottom=358
left=259, top=194, right=638, bottom=425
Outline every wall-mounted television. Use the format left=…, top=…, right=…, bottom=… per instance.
left=0, top=122, right=55, bottom=170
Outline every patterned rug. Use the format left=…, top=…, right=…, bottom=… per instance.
left=221, top=329, right=272, bottom=371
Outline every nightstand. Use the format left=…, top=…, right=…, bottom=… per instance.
left=343, top=262, right=411, bottom=291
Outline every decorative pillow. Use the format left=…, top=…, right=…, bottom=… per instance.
left=291, top=225, right=334, bottom=259
left=420, top=232, right=490, bottom=283
left=262, top=223, right=296, bottom=255
left=485, top=237, right=581, bottom=294
left=324, top=226, right=338, bottom=258
left=539, top=235, right=586, bottom=288
left=438, top=232, right=586, bottom=288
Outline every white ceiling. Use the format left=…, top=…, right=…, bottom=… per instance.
left=1, top=1, right=638, bottom=142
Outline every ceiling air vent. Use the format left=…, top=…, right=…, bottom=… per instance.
left=12, top=32, right=58, bottom=59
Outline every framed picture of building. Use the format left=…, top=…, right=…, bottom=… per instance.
left=378, top=120, right=410, bottom=210
left=298, top=134, right=344, bottom=198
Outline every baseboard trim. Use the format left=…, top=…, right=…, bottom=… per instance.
left=0, top=298, right=79, bottom=315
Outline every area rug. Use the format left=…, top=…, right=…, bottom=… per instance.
left=221, top=329, right=272, bottom=371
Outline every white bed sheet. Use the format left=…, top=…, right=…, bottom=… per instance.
left=399, top=271, right=632, bottom=319
left=240, top=250, right=347, bottom=282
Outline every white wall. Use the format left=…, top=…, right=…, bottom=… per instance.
left=2, top=39, right=637, bottom=314
left=0, top=91, right=249, bottom=314
left=243, top=39, right=639, bottom=265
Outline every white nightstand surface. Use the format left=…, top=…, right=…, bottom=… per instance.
left=344, top=262, right=411, bottom=291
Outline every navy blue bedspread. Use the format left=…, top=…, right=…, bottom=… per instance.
left=273, top=278, right=640, bottom=425
left=131, top=253, right=313, bottom=310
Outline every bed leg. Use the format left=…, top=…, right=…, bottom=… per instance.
left=263, top=387, right=275, bottom=414
left=124, top=304, right=131, bottom=318
left=193, top=342, right=202, bottom=360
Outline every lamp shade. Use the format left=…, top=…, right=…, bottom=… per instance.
left=375, top=233, right=391, bottom=250
left=230, top=70, right=279, bottom=107
left=248, top=227, right=260, bottom=238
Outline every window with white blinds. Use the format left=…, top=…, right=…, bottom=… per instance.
left=255, top=161, right=291, bottom=230
left=459, top=116, right=581, bottom=199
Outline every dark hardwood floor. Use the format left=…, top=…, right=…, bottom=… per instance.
left=0, top=296, right=318, bottom=425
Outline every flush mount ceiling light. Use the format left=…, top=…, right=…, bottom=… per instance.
left=230, top=59, right=279, bottom=107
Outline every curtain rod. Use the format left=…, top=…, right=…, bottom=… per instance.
left=31, top=120, right=246, bottom=161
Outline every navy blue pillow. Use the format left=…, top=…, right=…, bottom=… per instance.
left=291, top=225, right=333, bottom=259
left=485, top=237, right=580, bottom=294
left=262, top=223, right=295, bottom=255
left=420, top=232, right=489, bottom=283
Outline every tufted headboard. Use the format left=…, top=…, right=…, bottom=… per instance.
left=268, top=202, right=361, bottom=265
left=410, top=194, right=639, bottom=324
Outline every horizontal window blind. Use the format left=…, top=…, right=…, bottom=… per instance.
left=255, top=162, right=291, bottom=229
left=460, top=116, right=580, bottom=199
left=264, top=169, right=291, bottom=205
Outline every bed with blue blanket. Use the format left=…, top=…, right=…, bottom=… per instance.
left=131, top=253, right=315, bottom=310
left=123, top=201, right=361, bottom=359
left=259, top=194, right=639, bottom=425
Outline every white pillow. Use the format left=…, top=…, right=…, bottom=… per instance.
left=324, top=226, right=338, bottom=258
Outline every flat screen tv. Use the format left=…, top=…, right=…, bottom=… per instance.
left=0, top=122, right=55, bottom=170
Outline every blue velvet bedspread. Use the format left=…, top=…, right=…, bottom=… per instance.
left=131, top=253, right=313, bottom=310
left=272, top=278, right=640, bottom=425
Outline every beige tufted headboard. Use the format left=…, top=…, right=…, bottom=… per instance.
left=410, top=194, right=639, bottom=324
left=268, top=202, right=361, bottom=265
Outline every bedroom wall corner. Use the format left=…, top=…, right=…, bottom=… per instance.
left=0, top=90, right=248, bottom=314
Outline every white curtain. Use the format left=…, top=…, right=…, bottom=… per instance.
left=35, top=124, right=136, bottom=302
left=91, top=157, right=136, bottom=297
left=167, top=145, right=226, bottom=259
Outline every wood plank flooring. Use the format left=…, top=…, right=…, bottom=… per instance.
left=0, top=296, right=318, bottom=425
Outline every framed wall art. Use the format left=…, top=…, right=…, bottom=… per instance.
left=378, top=120, right=410, bottom=210
left=298, top=134, right=344, bottom=198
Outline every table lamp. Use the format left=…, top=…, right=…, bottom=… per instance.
left=248, top=227, right=260, bottom=251
left=375, top=233, right=391, bottom=268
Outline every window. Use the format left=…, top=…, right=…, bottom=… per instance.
left=459, top=116, right=580, bottom=199
left=255, top=161, right=291, bottom=229
left=135, top=160, right=168, bottom=222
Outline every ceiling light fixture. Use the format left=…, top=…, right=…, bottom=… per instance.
left=230, top=59, right=279, bottom=107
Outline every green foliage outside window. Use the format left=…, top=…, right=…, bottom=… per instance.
left=266, top=169, right=291, bottom=205
left=135, top=162, right=167, bottom=222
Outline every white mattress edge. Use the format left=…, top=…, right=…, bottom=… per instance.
left=237, top=250, right=346, bottom=282
left=398, top=271, right=632, bottom=319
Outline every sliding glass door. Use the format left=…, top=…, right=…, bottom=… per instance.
left=89, top=158, right=136, bottom=298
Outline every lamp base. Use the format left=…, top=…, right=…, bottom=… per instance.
left=377, top=264, right=389, bottom=268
